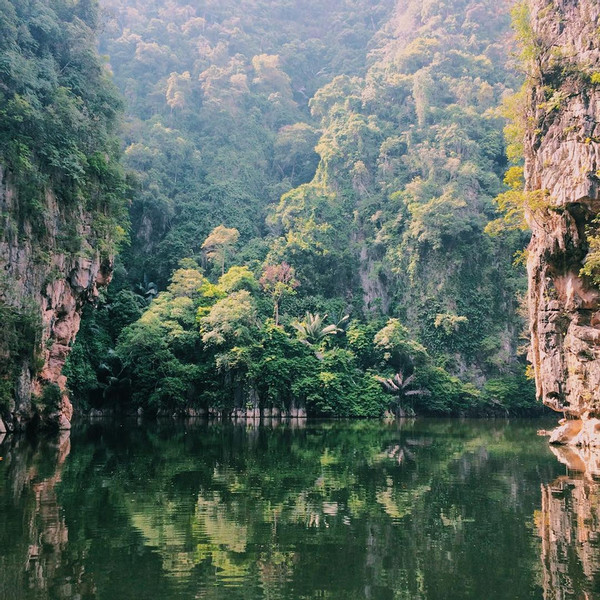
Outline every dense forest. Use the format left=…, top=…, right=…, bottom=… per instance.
left=1, top=0, right=542, bottom=424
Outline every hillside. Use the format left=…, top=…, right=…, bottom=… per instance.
left=63, top=0, right=536, bottom=418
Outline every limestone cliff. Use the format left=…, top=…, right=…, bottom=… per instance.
left=0, top=166, right=112, bottom=430
left=525, top=0, right=600, bottom=444
left=0, top=1, right=125, bottom=431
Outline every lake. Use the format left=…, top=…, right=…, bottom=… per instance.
left=0, top=419, right=598, bottom=599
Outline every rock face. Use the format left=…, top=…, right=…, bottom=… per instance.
left=525, top=0, right=600, bottom=444
left=0, top=166, right=112, bottom=430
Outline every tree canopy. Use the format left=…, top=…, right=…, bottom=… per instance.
left=62, top=0, right=539, bottom=418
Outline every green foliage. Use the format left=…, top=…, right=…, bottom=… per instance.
left=262, top=0, right=526, bottom=384
left=100, top=257, right=462, bottom=416
left=248, top=323, right=318, bottom=410
left=274, top=123, right=320, bottom=186
left=72, top=250, right=536, bottom=417
left=434, top=313, right=469, bottom=336
left=259, top=262, right=299, bottom=325
left=202, top=226, right=240, bottom=276
left=0, top=0, right=129, bottom=253
left=482, top=373, right=538, bottom=414
left=34, top=383, right=63, bottom=421
left=582, top=219, right=600, bottom=285
left=375, top=371, right=431, bottom=417
left=291, top=312, right=347, bottom=346
left=64, top=0, right=540, bottom=418
left=1, top=0, right=129, bottom=424
left=374, top=319, right=428, bottom=373
left=346, top=319, right=386, bottom=370
left=413, top=366, right=475, bottom=414
left=218, top=266, right=259, bottom=293
left=292, top=349, right=388, bottom=418
left=98, top=0, right=396, bottom=287
left=0, top=301, right=42, bottom=415
left=511, top=1, right=540, bottom=66
left=115, top=281, right=205, bottom=412
left=200, top=291, right=258, bottom=348
left=487, top=166, right=550, bottom=236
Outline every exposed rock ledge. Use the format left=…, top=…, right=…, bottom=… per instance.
left=549, top=416, right=600, bottom=449
left=525, top=0, right=600, bottom=444
left=0, top=166, right=112, bottom=431
left=550, top=442, right=600, bottom=479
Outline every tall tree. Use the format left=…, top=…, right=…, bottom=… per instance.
left=202, top=226, right=240, bottom=276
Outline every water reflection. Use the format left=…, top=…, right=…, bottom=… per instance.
left=0, top=431, right=96, bottom=599
left=539, top=446, right=600, bottom=599
left=0, top=420, right=598, bottom=599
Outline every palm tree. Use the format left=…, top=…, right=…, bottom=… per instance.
left=375, top=371, right=430, bottom=416
left=292, top=312, right=348, bottom=346
left=134, top=281, right=158, bottom=305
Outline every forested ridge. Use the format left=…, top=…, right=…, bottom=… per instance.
left=1, top=0, right=542, bottom=423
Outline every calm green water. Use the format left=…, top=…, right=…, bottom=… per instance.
left=0, top=419, right=598, bottom=599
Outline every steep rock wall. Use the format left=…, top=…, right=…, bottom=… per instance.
left=0, top=166, right=112, bottom=430
left=526, top=0, right=600, bottom=444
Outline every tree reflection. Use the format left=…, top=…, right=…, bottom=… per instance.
left=1, top=420, right=589, bottom=599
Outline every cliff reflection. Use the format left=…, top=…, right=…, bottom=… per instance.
left=0, top=432, right=94, bottom=599
left=539, top=446, right=600, bottom=599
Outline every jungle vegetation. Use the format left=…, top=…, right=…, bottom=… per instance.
left=3, top=0, right=540, bottom=417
